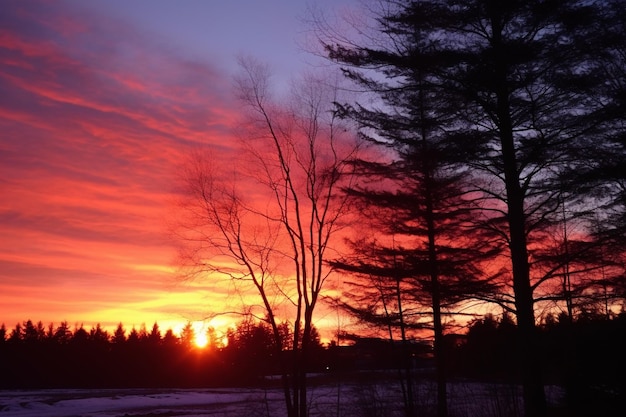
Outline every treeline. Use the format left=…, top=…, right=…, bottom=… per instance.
left=0, top=319, right=324, bottom=389
left=454, top=311, right=626, bottom=415
left=0, top=320, right=222, bottom=388
left=456, top=312, right=626, bottom=384
left=1, top=313, right=624, bottom=397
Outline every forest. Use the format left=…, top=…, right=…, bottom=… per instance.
left=1, top=313, right=624, bottom=415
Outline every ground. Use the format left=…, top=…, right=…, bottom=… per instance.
left=0, top=379, right=566, bottom=417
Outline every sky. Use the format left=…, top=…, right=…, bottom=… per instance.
left=0, top=0, right=358, bottom=339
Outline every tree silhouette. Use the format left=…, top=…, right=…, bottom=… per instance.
left=148, top=322, right=161, bottom=345
left=53, top=321, right=72, bottom=344
left=179, top=322, right=195, bottom=348
left=163, top=328, right=178, bottom=347
left=176, top=58, right=359, bottom=417
left=112, top=322, right=126, bottom=344
left=0, top=320, right=236, bottom=388
left=8, top=322, right=22, bottom=343
left=323, top=1, right=624, bottom=415
left=22, top=320, right=45, bottom=343
left=328, top=109, right=501, bottom=417
left=126, top=327, right=140, bottom=344
left=89, top=323, right=110, bottom=344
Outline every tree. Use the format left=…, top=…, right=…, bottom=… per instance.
left=327, top=84, right=501, bottom=417
left=530, top=213, right=626, bottom=322
left=72, top=324, right=89, bottom=344
left=8, top=323, right=22, bottom=343
left=89, top=323, right=110, bottom=344
left=176, top=58, right=358, bottom=417
left=225, top=317, right=276, bottom=378
left=206, top=326, right=221, bottom=350
left=162, top=328, right=178, bottom=347
left=148, top=322, right=161, bottom=345
left=22, top=320, right=45, bottom=343
left=126, top=327, right=140, bottom=344
left=53, top=321, right=72, bottom=344
left=137, top=324, right=149, bottom=343
left=323, top=1, right=622, bottom=415
left=179, top=322, right=195, bottom=349
left=573, top=1, right=626, bottom=311
left=112, top=322, right=126, bottom=344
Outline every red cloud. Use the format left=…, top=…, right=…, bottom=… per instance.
left=0, top=1, right=242, bottom=330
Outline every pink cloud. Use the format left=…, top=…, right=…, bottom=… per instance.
left=0, top=1, right=242, bottom=330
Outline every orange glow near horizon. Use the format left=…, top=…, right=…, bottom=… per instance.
left=194, top=334, right=209, bottom=348
left=0, top=2, right=357, bottom=345
left=191, top=321, right=209, bottom=347
left=0, top=3, right=252, bottom=338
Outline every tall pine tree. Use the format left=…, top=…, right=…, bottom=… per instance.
left=324, top=1, right=622, bottom=415
left=326, top=4, right=501, bottom=415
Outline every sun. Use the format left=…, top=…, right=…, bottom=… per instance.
left=194, top=331, right=209, bottom=348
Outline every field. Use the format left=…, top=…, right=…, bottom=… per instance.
left=0, top=379, right=566, bottom=417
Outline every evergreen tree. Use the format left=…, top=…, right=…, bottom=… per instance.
left=112, top=322, right=126, bottom=344
left=126, top=327, right=140, bottom=344
left=162, top=328, right=178, bottom=346
left=89, top=323, right=110, bottom=344
left=45, top=322, right=55, bottom=341
left=330, top=143, right=500, bottom=417
left=8, top=323, right=22, bottom=343
left=22, top=320, right=45, bottom=343
left=324, top=1, right=622, bottom=415
left=148, top=322, right=161, bottom=345
left=137, top=323, right=149, bottom=343
left=179, top=322, right=195, bottom=348
left=53, top=321, right=72, bottom=344
left=72, top=324, right=89, bottom=344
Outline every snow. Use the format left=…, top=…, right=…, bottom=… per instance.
left=0, top=388, right=286, bottom=417
left=0, top=382, right=565, bottom=417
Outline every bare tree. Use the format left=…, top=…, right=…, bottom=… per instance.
left=176, top=57, right=358, bottom=417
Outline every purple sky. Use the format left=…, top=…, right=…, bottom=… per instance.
left=0, top=0, right=359, bottom=338
left=67, top=0, right=355, bottom=91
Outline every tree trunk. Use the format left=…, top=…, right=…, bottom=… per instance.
left=506, top=180, right=546, bottom=417
left=298, top=309, right=313, bottom=417
left=425, top=168, right=447, bottom=417
left=395, top=275, right=415, bottom=417
left=496, top=69, right=547, bottom=417
left=489, top=9, right=547, bottom=415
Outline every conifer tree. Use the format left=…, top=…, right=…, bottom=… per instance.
left=324, top=1, right=622, bottom=415
left=329, top=59, right=500, bottom=416
left=112, top=322, right=126, bottom=344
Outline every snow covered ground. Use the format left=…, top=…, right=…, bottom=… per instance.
left=0, top=381, right=565, bottom=417
left=0, top=388, right=284, bottom=417
left=0, top=388, right=289, bottom=417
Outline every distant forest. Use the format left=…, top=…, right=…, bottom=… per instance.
left=2, top=313, right=624, bottom=407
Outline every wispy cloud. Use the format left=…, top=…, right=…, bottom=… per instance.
left=0, top=1, right=240, bottom=329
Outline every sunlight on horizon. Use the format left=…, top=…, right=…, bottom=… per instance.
left=191, top=320, right=211, bottom=348
left=194, top=331, right=209, bottom=348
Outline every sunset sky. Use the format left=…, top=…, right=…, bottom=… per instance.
left=0, top=0, right=357, bottom=339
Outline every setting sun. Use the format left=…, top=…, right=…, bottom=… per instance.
left=194, top=332, right=209, bottom=348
